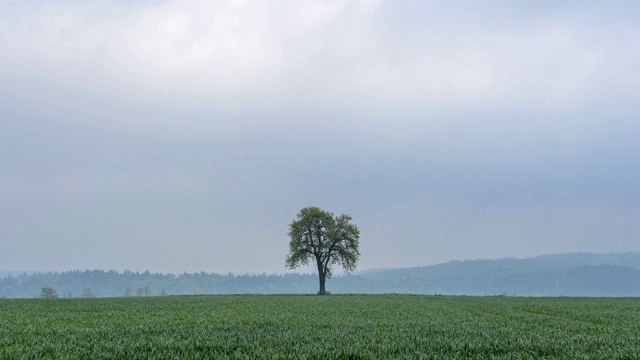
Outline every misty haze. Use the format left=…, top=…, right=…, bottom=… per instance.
left=1, top=1, right=637, bottom=282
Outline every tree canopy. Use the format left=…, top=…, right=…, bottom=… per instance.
left=286, top=206, right=360, bottom=295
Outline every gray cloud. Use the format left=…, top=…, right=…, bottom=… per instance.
left=1, top=1, right=638, bottom=273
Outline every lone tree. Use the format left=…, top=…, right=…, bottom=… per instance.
left=286, top=206, right=360, bottom=295
left=40, top=287, right=59, bottom=299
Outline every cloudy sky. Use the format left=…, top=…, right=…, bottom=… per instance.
left=1, top=0, right=638, bottom=274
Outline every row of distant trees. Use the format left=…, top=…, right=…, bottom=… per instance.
left=6, top=263, right=638, bottom=298
left=125, top=286, right=164, bottom=297
left=40, top=286, right=162, bottom=299
left=1, top=270, right=325, bottom=298
left=40, top=287, right=97, bottom=299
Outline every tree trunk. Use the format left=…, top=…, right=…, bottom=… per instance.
left=318, top=265, right=327, bottom=295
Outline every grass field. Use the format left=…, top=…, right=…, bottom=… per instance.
left=0, top=294, right=638, bottom=359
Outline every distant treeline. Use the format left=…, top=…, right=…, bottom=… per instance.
left=0, top=271, right=324, bottom=298
left=2, top=252, right=639, bottom=298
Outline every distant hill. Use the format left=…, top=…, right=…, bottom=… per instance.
left=350, top=252, right=640, bottom=296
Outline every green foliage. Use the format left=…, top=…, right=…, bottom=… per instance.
left=286, top=206, right=360, bottom=294
left=40, top=287, right=58, bottom=299
left=0, top=295, right=638, bottom=358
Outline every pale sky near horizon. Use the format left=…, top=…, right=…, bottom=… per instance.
left=1, top=0, right=638, bottom=274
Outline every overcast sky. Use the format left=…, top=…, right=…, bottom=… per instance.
left=1, top=0, right=638, bottom=274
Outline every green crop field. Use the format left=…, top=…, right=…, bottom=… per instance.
left=0, top=295, right=638, bottom=359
